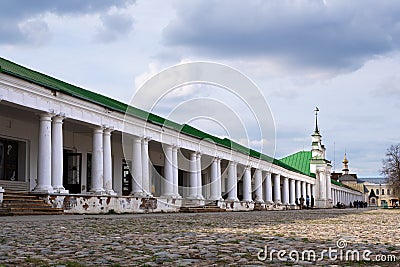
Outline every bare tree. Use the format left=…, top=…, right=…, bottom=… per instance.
left=381, top=144, right=400, bottom=198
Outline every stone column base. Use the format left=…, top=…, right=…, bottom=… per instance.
left=182, top=198, right=206, bottom=207
left=53, top=188, right=69, bottom=194
left=0, top=187, right=4, bottom=203
left=33, top=186, right=54, bottom=194
left=315, top=199, right=333, bottom=208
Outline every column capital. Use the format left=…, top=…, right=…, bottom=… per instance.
left=38, top=113, right=53, bottom=121
left=172, top=144, right=179, bottom=151
left=103, top=128, right=113, bottom=135
left=101, top=124, right=114, bottom=130
left=52, top=115, right=65, bottom=124
left=92, top=125, right=104, bottom=133
left=132, top=135, right=142, bottom=143
left=229, top=160, right=238, bottom=167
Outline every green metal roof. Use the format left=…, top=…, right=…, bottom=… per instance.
left=280, top=151, right=315, bottom=177
left=0, top=56, right=311, bottom=177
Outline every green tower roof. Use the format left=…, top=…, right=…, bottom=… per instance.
left=280, top=151, right=314, bottom=178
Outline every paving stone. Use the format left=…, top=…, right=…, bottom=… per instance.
left=0, top=208, right=399, bottom=266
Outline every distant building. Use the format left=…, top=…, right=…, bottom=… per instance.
left=359, top=178, right=399, bottom=207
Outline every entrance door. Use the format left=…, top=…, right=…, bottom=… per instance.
left=63, top=151, right=82, bottom=194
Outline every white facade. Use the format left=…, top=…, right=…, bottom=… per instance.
left=0, top=62, right=363, bottom=213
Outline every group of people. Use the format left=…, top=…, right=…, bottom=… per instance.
left=350, top=200, right=368, bottom=208
left=336, top=200, right=368, bottom=209
left=295, top=195, right=314, bottom=209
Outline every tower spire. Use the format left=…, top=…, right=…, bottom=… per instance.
left=314, top=107, right=319, bottom=133
left=342, top=153, right=349, bottom=175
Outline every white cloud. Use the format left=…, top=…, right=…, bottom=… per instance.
left=163, top=0, right=400, bottom=74
left=94, top=12, right=135, bottom=43
left=19, top=18, right=51, bottom=46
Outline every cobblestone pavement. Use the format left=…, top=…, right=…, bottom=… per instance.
left=0, top=208, right=399, bottom=266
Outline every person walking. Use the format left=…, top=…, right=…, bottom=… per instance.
left=299, top=195, right=305, bottom=210
left=306, top=195, right=310, bottom=209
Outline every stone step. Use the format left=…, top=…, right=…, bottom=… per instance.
left=2, top=207, right=64, bottom=212
left=3, top=194, right=39, bottom=199
left=4, top=191, right=30, bottom=195
left=1, top=190, right=64, bottom=216
left=2, top=198, right=45, bottom=203
left=2, top=202, right=53, bottom=208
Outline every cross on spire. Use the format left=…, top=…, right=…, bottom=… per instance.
left=314, top=107, right=319, bottom=133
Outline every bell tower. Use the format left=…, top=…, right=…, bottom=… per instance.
left=342, top=153, right=349, bottom=175
left=309, top=107, right=333, bottom=208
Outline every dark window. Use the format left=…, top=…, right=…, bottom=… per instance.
left=376, top=189, right=379, bottom=195
left=0, top=138, right=18, bottom=181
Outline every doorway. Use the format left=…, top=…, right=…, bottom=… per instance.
left=63, top=150, right=82, bottom=193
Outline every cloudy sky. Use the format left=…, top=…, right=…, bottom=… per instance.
left=1, top=0, right=400, bottom=177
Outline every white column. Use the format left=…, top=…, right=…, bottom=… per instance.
left=35, top=114, right=53, bottom=193
left=196, top=153, right=204, bottom=199
left=254, top=169, right=263, bottom=203
left=265, top=172, right=273, bottom=204
left=227, top=161, right=238, bottom=201
left=312, top=184, right=316, bottom=204
left=295, top=180, right=301, bottom=201
left=217, top=158, right=222, bottom=200
left=103, top=128, right=115, bottom=195
left=91, top=127, right=105, bottom=194
left=289, top=178, right=296, bottom=205
left=51, top=115, right=66, bottom=193
left=318, top=170, right=327, bottom=200
left=172, top=146, right=180, bottom=198
left=301, top=181, right=307, bottom=198
left=131, top=136, right=142, bottom=196
left=188, top=152, right=197, bottom=198
left=209, top=158, right=221, bottom=200
left=273, top=174, right=281, bottom=204
left=307, top=183, right=311, bottom=198
left=162, top=144, right=174, bottom=197
left=242, top=166, right=252, bottom=202
left=141, top=138, right=151, bottom=196
left=282, top=177, right=289, bottom=205
left=326, top=174, right=332, bottom=200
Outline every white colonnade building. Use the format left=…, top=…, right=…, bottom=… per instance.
left=0, top=57, right=363, bottom=213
